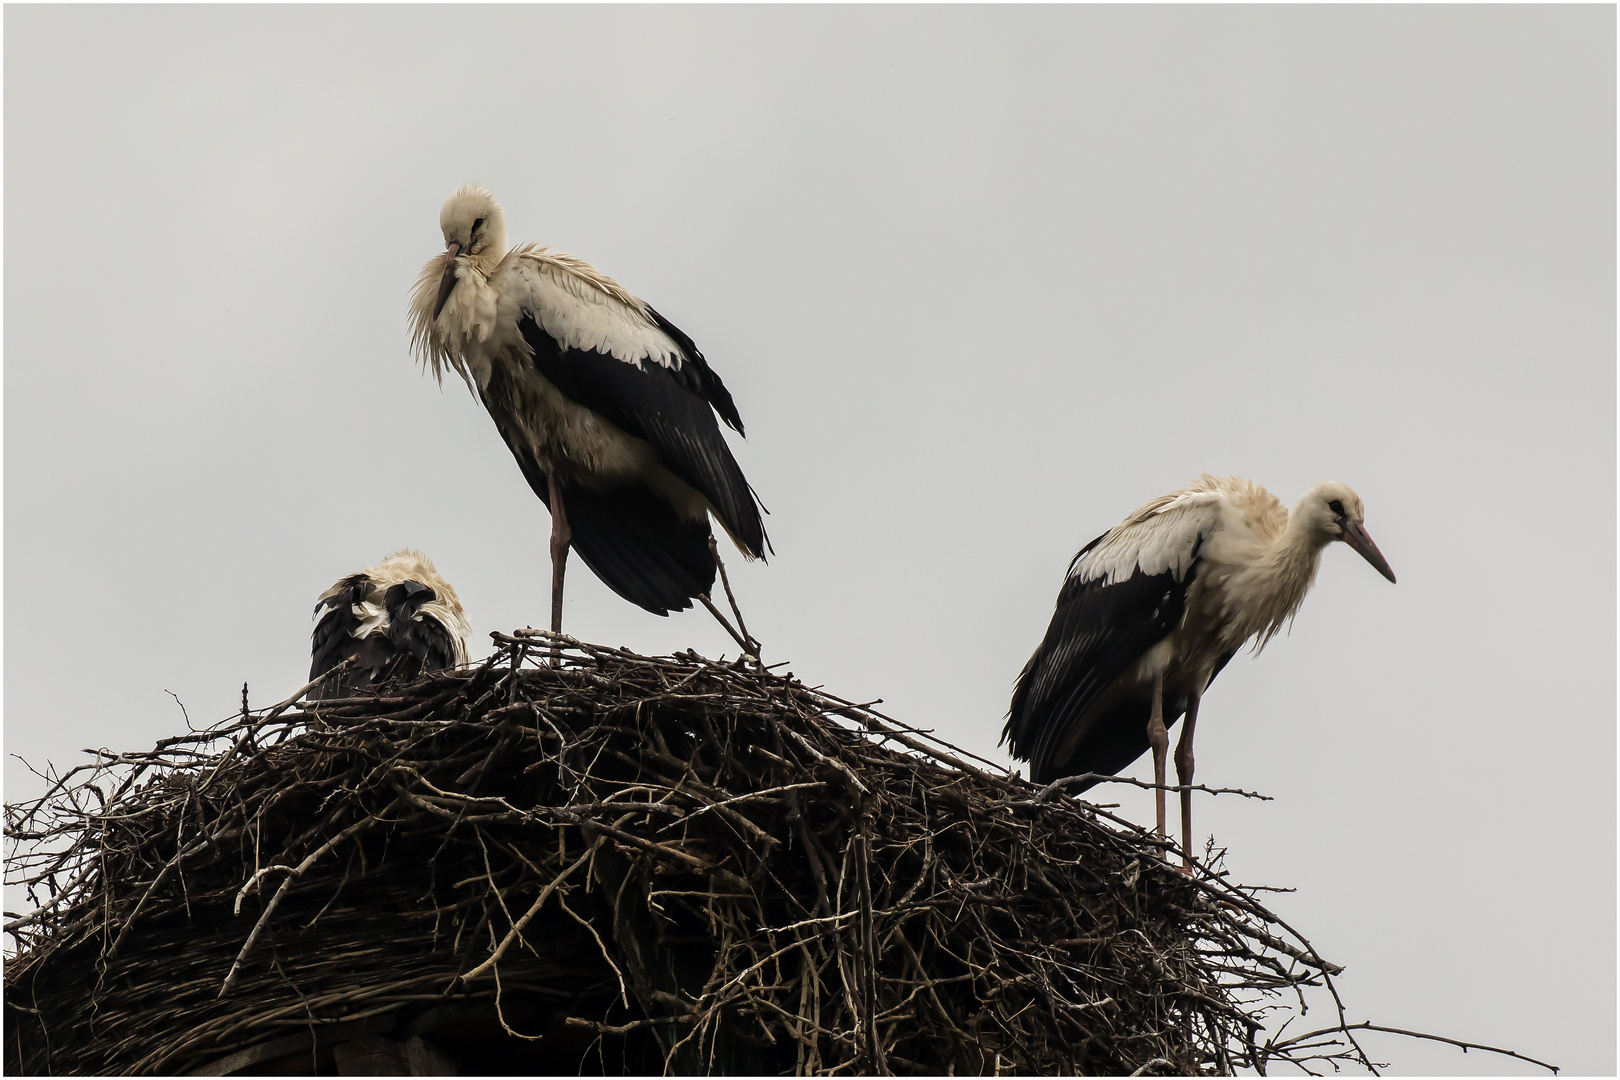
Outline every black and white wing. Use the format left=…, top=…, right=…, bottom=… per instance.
left=1003, top=491, right=1221, bottom=784
left=480, top=251, right=766, bottom=616
left=511, top=251, right=766, bottom=558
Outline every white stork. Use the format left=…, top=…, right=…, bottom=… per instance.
left=1003, top=475, right=1396, bottom=867
left=311, top=549, right=471, bottom=697
left=409, top=184, right=767, bottom=646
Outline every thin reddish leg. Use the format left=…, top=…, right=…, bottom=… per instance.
left=708, top=536, right=758, bottom=657
left=546, top=472, right=571, bottom=667
left=1174, top=690, right=1202, bottom=870
left=1145, top=671, right=1169, bottom=853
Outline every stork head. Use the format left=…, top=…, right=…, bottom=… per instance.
left=371, top=549, right=473, bottom=664
left=440, top=184, right=507, bottom=257
left=431, top=184, right=507, bottom=320
left=1298, top=481, right=1396, bottom=583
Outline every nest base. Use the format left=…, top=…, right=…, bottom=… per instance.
left=6, top=634, right=1353, bottom=1076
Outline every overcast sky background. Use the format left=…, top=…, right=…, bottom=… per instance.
left=5, top=6, right=1613, bottom=1074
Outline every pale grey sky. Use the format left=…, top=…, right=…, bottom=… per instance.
left=6, top=6, right=1613, bottom=1074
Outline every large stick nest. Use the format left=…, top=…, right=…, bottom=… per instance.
left=6, top=633, right=1364, bottom=1076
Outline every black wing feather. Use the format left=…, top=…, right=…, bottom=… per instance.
left=384, top=583, right=459, bottom=673
left=517, top=315, right=766, bottom=558
left=561, top=483, right=717, bottom=615
left=310, top=575, right=370, bottom=682
left=1004, top=535, right=1204, bottom=784
left=643, top=303, right=744, bottom=435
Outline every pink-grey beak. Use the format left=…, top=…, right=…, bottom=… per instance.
left=1340, top=520, right=1396, bottom=584
left=431, top=241, right=462, bottom=321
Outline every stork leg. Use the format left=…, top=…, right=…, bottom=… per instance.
left=709, top=536, right=759, bottom=659
left=1145, top=671, right=1170, bottom=855
left=1174, top=691, right=1201, bottom=871
left=546, top=472, right=571, bottom=667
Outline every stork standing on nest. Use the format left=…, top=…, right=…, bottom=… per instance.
left=410, top=184, right=767, bottom=654
left=310, top=550, right=471, bottom=698
left=1003, top=475, right=1396, bottom=867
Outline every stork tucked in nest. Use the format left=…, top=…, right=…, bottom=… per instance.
left=309, top=549, right=470, bottom=698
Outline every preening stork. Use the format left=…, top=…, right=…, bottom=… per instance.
left=1003, top=475, right=1396, bottom=867
left=410, top=184, right=767, bottom=649
left=310, top=550, right=471, bottom=697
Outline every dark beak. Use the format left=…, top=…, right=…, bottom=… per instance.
left=1340, top=520, right=1396, bottom=584
left=431, top=241, right=462, bottom=321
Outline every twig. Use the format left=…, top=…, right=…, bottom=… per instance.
left=565, top=1013, right=694, bottom=1036
left=1269, top=1021, right=1560, bottom=1075
left=218, top=797, right=402, bottom=997
left=1026, top=772, right=1272, bottom=804
left=457, top=820, right=624, bottom=984
left=199, top=663, right=351, bottom=795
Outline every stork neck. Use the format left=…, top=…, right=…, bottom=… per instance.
left=416, top=257, right=501, bottom=394
left=1268, top=511, right=1331, bottom=586
left=1226, top=511, right=1331, bottom=647
left=466, top=248, right=505, bottom=276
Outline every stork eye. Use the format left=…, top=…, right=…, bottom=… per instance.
left=472, top=217, right=485, bottom=233
left=1328, top=499, right=1346, bottom=517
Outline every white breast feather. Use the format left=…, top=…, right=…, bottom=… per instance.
left=1073, top=491, right=1224, bottom=586
left=507, top=247, right=684, bottom=370
left=351, top=601, right=388, bottom=639
left=415, top=598, right=472, bottom=667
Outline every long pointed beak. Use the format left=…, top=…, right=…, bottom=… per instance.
left=431, top=241, right=462, bottom=321
left=1340, top=520, right=1396, bottom=583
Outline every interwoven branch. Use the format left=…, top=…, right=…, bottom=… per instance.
left=3, top=633, right=1548, bottom=1076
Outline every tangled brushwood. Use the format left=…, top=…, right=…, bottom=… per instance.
left=3, top=634, right=1545, bottom=1076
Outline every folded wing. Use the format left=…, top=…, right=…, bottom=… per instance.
left=1004, top=494, right=1222, bottom=783
left=511, top=252, right=767, bottom=560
